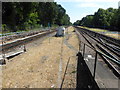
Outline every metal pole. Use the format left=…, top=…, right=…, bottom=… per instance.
left=48, top=23, right=51, bottom=43
left=93, top=51, right=98, bottom=78
left=83, top=43, right=85, bottom=60
left=2, top=36, right=5, bottom=58
left=0, top=2, right=6, bottom=64
left=79, top=42, right=81, bottom=51
left=1, top=28, right=6, bottom=65
left=23, top=45, right=26, bottom=52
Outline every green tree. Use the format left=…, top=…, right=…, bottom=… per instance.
left=110, top=8, right=120, bottom=30
left=74, top=7, right=119, bottom=31
left=2, top=2, right=17, bottom=32
left=55, top=4, right=66, bottom=25
left=2, top=2, right=71, bottom=32
left=73, top=20, right=81, bottom=26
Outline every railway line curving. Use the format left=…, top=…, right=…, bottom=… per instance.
left=75, top=26, right=120, bottom=78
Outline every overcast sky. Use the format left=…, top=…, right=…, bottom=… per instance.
left=55, top=0, right=120, bottom=23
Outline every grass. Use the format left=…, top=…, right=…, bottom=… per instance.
left=105, top=33, right=120, bottom=39
left=79, top=26, right=120, bottom=40
left=79, top=26, right=107, bottom=32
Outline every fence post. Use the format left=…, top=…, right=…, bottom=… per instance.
left=83, top=44, right=85, bottom=60
left=23, top=45, right=26, bottom=52
left=79, top=42, right=81, bottom=51
left=93, top=51, right=98, bottom=79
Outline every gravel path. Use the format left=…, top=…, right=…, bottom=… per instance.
left=2, top=26, right=79, bottom=88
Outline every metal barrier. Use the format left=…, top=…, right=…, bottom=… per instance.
left=78, top=38, right=119, bottom=89
left=79, top=41, right=120, bottom=79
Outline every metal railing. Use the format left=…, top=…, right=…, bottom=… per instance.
left=79, top=41, right=120, bottom=78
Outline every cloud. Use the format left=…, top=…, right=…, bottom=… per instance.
left=76, top=2, right=118, bottom=9
left=55, top=0, right=119, bottom=2
left=77, top=3, right=102, bottom=8
left=79, top=0, right=119, bottom=2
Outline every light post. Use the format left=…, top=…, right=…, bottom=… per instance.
left=0, top=28, right=6, bottom=65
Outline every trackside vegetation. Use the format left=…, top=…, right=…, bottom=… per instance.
left=2, top=2, right=72, bottom=32
left=73, top=7, right=120, bottom=31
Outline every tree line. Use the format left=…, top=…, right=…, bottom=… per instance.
left=73, top=7, right=120, bottom=31
left=2, top=2, right=71, bottom=32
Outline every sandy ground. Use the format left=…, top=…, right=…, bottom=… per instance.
left=1, top=26, right=79, bottom=88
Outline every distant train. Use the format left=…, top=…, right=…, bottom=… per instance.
left=55, top=26, right=65, bottom=37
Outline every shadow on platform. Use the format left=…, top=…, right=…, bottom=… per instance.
left=76, top=52, right=100, bottom=90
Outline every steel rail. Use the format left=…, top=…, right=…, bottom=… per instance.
left=77, top=27, right=120, bottom=62
left=75, top=27, right=120, bottom=77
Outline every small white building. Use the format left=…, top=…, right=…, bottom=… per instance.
left=55, top=26, right=65, bottom=37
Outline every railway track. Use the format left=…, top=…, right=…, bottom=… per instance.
left=75, top=26, right=120, bottom=78
left=0, top=30, right=55, bottom=50
left=0, top=29, right=52, bottom=44
left=0, top=30, right=56, bottom=64
left=84, top=30, right=120, bottom=59
left=0, top=26, right=69, bottom=65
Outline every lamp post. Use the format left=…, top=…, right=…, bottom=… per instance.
left=0, top=29, right=6, bottom=65
left=48, top=22, right=51, bottom=43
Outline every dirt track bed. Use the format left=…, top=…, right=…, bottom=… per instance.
left=2, top=26, right=79, bottom=88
